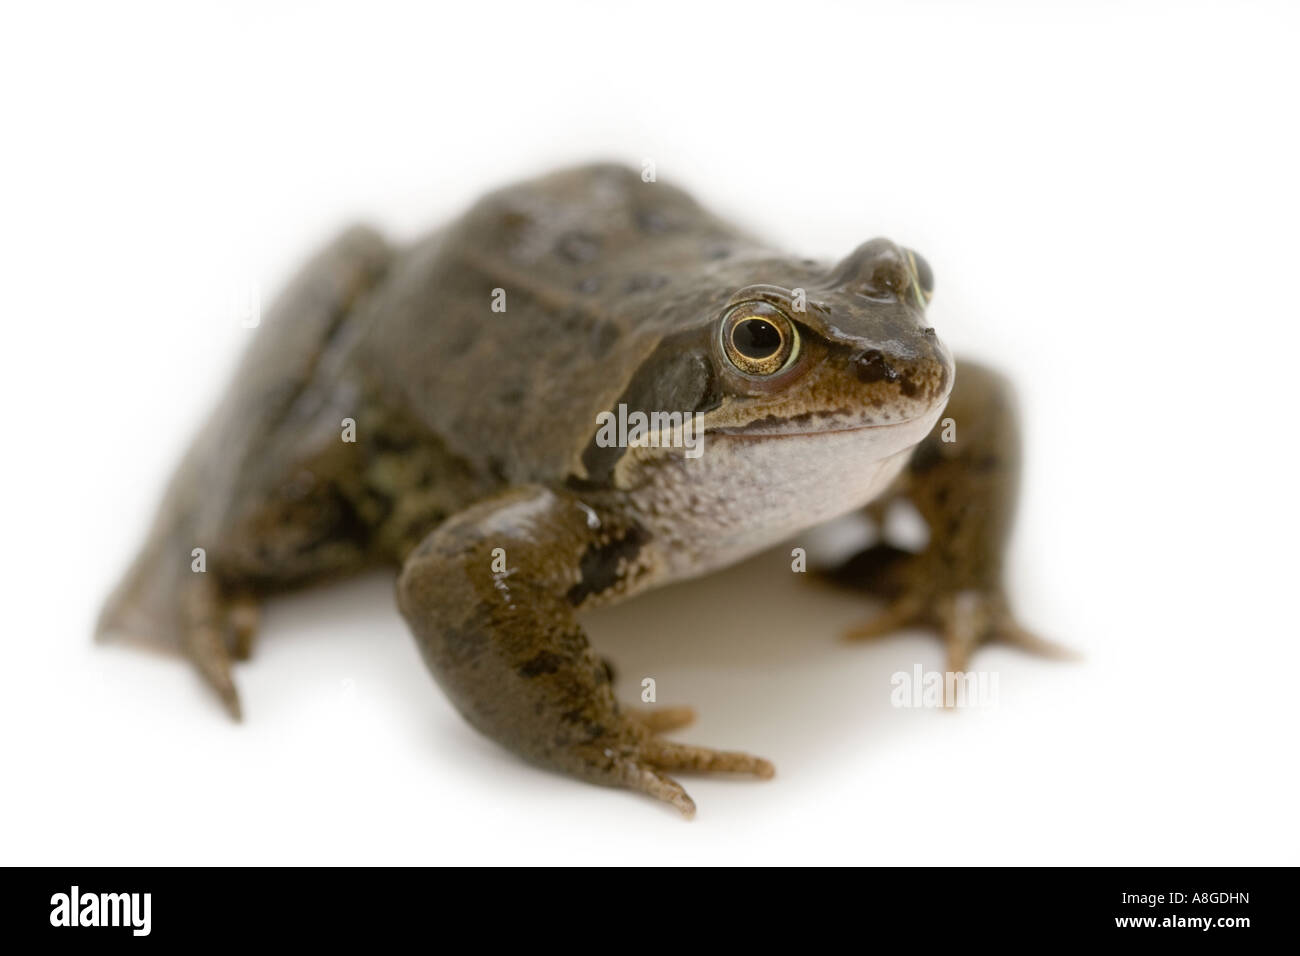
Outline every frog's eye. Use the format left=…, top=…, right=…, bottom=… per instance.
left=721, top=301, right=799, bottom=376
left=906, top=249, right=934, bottom=303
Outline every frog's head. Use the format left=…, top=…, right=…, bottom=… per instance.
left=583, top=238, right=953, bottom=566
left=599, top=238, right=952, bottom=451
left=702, top=239, right=952, bottom=444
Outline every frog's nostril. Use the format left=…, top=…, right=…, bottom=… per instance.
left=853, top=349, right=901, bottom=385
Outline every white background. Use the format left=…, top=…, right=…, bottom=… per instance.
left=3, top=0, right=1298, bottom=865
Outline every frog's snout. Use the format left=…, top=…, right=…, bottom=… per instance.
left=844, top=330, right=954, bottom=419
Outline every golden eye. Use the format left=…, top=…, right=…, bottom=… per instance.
left=721, top=301, right=799, bottom=376
left=906, top=249, right=934, bottom=305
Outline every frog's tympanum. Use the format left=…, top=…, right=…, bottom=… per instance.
left=99, top=164, right=1062, bottom=816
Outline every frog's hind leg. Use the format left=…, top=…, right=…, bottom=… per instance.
left=97, top=224, right=392, bottom=718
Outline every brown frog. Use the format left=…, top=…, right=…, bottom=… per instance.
left=98, top=163, right=1060, bottom=816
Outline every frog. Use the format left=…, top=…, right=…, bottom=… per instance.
left=97, top=163, right=1063, bottom=817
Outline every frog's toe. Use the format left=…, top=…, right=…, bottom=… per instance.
left=845, top=592, right=928, bottom=641
left=184, top=621, right=243, bottom=721
left=935, top=590, right=1077, bottom=673
left=599, top=662, right=697, bottom=733
left=614, top=760, right=698, bottom=818
left=642, top=738, right=776, bottom=779
left=182, top=579, right=244, bottom=720
left=626, top=704, right=696, bottom=734
left=225, top=593, right=260, bottom=661
left=975, top=610, right=1078, bottom=665
left=602, top=721, right=774, bottom=817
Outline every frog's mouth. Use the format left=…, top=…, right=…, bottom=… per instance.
left=712, top=411, right=932, bottom=440
left=708, top=406, right=944, bottom=464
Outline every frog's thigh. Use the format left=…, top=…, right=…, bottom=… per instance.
left=831, top=359, right=1070, bottom=671
left=397, top=486, right=773, bottom=817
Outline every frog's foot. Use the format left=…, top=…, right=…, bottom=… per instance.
left=842, top=547, right=1073, bottom=674
left=850, top=587, right=1073, bottom=675
left=597, top=717, right=775, bottom=819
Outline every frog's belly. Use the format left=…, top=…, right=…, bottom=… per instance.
left=632, top=415, right=934, bottom=585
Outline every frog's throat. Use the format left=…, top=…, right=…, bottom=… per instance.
left=632, top=415, right=936, bottom=583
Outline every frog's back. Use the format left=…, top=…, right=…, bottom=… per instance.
left=356, top=163, right=761, bottom=484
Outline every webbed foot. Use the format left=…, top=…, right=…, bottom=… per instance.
left=843, top=546, right=1074, bottom=673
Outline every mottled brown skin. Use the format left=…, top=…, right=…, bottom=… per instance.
left=98, top=163, right=1056, bottom=816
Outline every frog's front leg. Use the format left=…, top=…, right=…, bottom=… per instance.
left=397, top=486, right=773, bottom=817
left=831, top=359, right=1072, bottom=673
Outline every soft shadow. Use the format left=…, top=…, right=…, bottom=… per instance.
left=580, top=535, right=940, bottom=774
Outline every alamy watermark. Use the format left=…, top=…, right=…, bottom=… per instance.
left=50, top=886, right=151, bottom=936
left=594, top=403, right=704, bottom=459
left=891, top=664, right=999, bottom=709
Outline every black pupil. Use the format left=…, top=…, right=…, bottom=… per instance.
left=732, top=319, right=782, bottom=359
